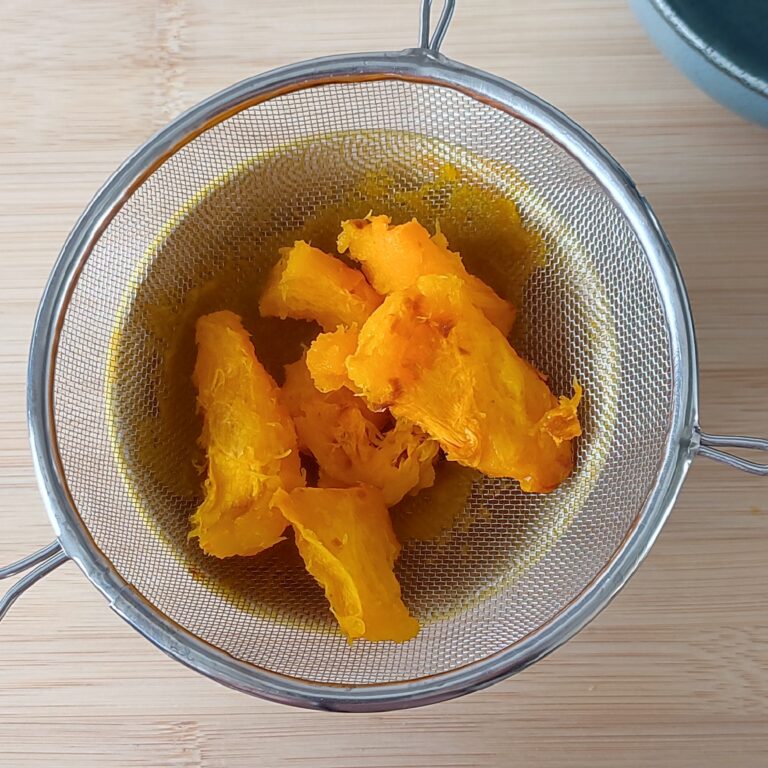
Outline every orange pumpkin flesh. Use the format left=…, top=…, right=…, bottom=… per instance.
left=346, top=274, right=582, bottom=492
left=272, top=486, right=419, bottom=642
left=338, top=214, right=515, bottom=335
left=282, top=356, right=438, bottom=506
left=190, top=208, right=581, bottom=642
left=190, top=311, right=303, bottom=557
left=305, top=325, right=359, bottom=393
left=259, top=240, right=382, bottom=331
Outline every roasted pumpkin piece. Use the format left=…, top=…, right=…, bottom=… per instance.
left=537, top=381, right=584, bottom=444
left=305, top=325, right=359, bottom=393
left=259, top=240, right=382, bottom=331
left=190, top=310, right=303, bottom=558
left=283, top=353, right=387, bottom=439
left=272, top=486, right=419, bottom=642
left=338, top=214, right=515, bottom=335
left=282, top=357, right=438, bottom=506
left=346, top=274, right=582, bottom=493
left=316, top=418, right=438, bottom=502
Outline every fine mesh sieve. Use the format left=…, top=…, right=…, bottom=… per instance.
left=2, top=0, right=766, bottom=712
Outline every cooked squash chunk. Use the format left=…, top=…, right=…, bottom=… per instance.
left=190, top=311, right=303, bottom=557
left=315, top=416, right=438, bottom=503
left=537, top=382, right=583, bottom=444
left=346, top=275, right=582, bottom=493
left=338, top=214, right=515, bottom=335
left=272, top=486, right=419, bottom=642
left=282, top=357, right=438, bottom=506
left=305, top=325, right=359, bottom=393
left=259, top=240, right=382, bottom=331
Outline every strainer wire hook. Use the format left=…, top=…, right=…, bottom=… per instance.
left=419, top=0, right=456, bottom=52
left=696, top=430, right=768, bottom=475
left=0, top=541, right=69, bottom=622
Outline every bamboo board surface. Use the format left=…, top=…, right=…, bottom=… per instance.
left=0, top=1, right=766, bottom=765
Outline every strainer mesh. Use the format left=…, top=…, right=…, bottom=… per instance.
left=52, top=80, right=672, bottom=685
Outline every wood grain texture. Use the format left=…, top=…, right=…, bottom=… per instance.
left=1, top=0, right=766, bottom=765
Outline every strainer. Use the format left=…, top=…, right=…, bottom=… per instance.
left=1, top=0, right=766, bottom=712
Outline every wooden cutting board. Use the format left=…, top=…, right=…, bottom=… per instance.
left=0, top=1, right=766, bottom=765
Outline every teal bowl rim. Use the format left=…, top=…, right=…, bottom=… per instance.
left=650, top=0, right=768, bottom=97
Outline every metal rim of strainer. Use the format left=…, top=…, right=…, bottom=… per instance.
left=2, top=0, right=767, bottom=712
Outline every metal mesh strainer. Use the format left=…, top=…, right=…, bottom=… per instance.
left=2, top=0, right=766, bottom=711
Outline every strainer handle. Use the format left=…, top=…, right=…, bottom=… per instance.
left=0, top=540, right=69, bottom=623
left=419, top=0, right=456, bottom=52
left=697, top=431, right=768, bottom=476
